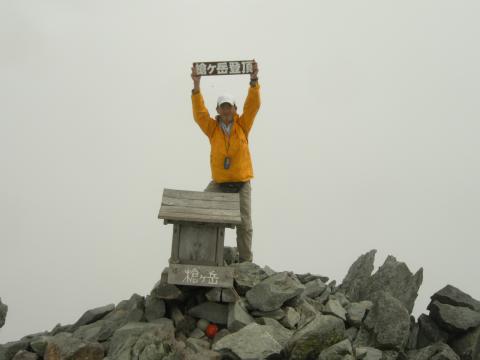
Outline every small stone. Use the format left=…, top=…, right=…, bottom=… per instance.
left=227, top=301, right=254, bottom=332
left=221, top=288, right=240, bottom=303
left=188, top=302, right=228, bottom=326
left=144, top=295, right=166, bottom=322
left=318, top=339, right=353, bottom=360
left=324, top=298, right=347, bottom=321
left=196, top=319, right=210, bottom=332
left=303, top=279, right=327, bottom=298
left=189, top=328, right=206, bottom=339
left=205, top=288, right=222, bottom=302
left=280, top=307, right=300, bottom=329
left=72, top=304, right=114, bottom=330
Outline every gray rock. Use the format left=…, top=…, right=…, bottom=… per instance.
left=324, top=298, right=347, bottom=321
left=30, top=335, right=52, bottom=356
left=150, top=281, right=183, bottom=301
left=339, top=249, right=377, bottom=303
left=185, top=337, right=210, bottom=352
left=431, top=284, right=480, bottom=312
left=205, top=288, right=222, bottom=302
left=286, top=314, right=346, bottom=360
left=0, top=298, right=7, bottom=328
left=103, top=293, right=145, bottom=323
left=363, top=291, right=410, bottom=350
left=296, top=273, right=329, bottom=284
left=0, top=340, right=29, bottom=360
left=263, top=265, right=277, bottom=277
left=250, top=308, right=285, bottom=320
left=43, top=332, right=104, bottom=360
left=406, top=341, right=460, bottom=360
left=189, top=327, right=205, bottom=339
left=303, top=279, right=327, bottom=299
left=212, top=323, right=282, bottom=359
left=331, top=292, right=351, bottom=308
left=144, top=295, right=166, bottom=322
left=11, top=351, right=38, bottom=360
left=346, top=301, right=372, bottom=326
left=230, top=262, right=269, bottom=295
left=212, top=329, right=230, bottom=345
left=71, top=304, right=114, bottom=330
left=221, top=288, right=240, bottom=303
left=246, top=272, right=305, bottom=312
left=449, top=325, right=480, bottom=360
left=416, top=313, right=449, bottom=349
left=280, top=307, right=300, bottom=329
left=318, top=339, right=353, bottom=360
left=255, top=317, right=293, bottom=347
left=227, top=301, right=254, bottom=332
left=107, top=319, right=176, bottom=360
left=295, top=298, right=319, bottom=329
left=345, top=327, right=358, bottom=342
left=406, top=316, right=419, bottom=351
left=316, top=286, right=332, bottom=305
left=355, top=346, right=382, bottom=360
left=382, top=350, right=399, bottom=360
left=188, top=302, right=228, bottom=325
left=427, top=300, right=480, bottom=333
left=196, top=319, right=210, bottom=332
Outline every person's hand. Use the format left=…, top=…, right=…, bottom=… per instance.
left=250, top=59, right=259, bottom=80
left=191, top=64, right=201, bottom=83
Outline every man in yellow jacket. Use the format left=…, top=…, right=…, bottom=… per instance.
left=190, top=60, right=260, bottom=263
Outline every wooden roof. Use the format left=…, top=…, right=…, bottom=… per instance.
left=158, top=188, right=242, bottom=225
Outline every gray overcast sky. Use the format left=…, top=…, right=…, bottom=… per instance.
left=1, top=0, right=479, bottom=343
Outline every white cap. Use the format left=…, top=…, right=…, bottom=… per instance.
left=217, top=94, right=236, bottom=107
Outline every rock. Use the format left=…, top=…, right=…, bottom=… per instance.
left=103, top=293, right=145, bottom=323
left=346, top=301, right=372, bottom=326
left=196, top=319, right=210, bottom=332
left=296, top=273, right=329, bottom=284
left=324, top=298, right=347, bottom=321
left=212, top=323, right=282, bottom=359
left=205, top=288, right=222, bottom=302
left=406, top=316, right=419, bottom=350
left=11, top=351, right=38, bottom=360
left=416, top=313, right=449, bottom=348
left=318, top=339, right=353, bottom=360
left=339, top=249, right=377, bottom=302
left=246, top=271, right=305, bottom=312
left=150, top=281, right=183, bottom=301
left=0, top=340, right=30, bottom=360
left=107, top=319, right=176, bottom=359
left=263, top=265, right=277, bottom=277
left=188, top=302, right=228, bottom=325
left=449, top=326, right=480, bottom=360
left=363, top=291, right=410, bottom=350
left=185, top=337, right=210, bottom=352
left=71, top=304, right=114, bottom=330
left=212, top=329, right=230, bottom=345
left=431, top=284, right=480, bottom=312
left=295, top=298, right=319, bottom=329
left=250, top=308, right=285, bottom=320
left=355, top=346, right=382, bottom=360
left=30, top=336, right=52, bottom=356
left=43, top=332, right=104, bottom=360
left=303, top=279, right=327, bottom=298
left=169, top=303, right=195, bottom=334
left=227, top=301, right=254, bottom=332
left=189, top=327, right=205, bottom=339
left=406, top=341, right=460, bottom=360
left=230, top=262, right=269, bottom=296
left=331, top=292, right=351, bottom=308
left=345, top=327, right=358, bottom=342
left=255, top=317, right=293, bottom=347
left=427, top=300, right=480, bottom=333
left=286, top=314, right=346, bottom=360
left=0, top=298, right=7, bottom=328
left=280, top=307, right=300, bottom=329
left=144, top=295, right=166, bottom=322
left=221, top=288, right=240, bottom=303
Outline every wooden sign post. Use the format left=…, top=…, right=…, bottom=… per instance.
left=193, top=60, right=254, bottom=76
left=158, top=188, right=242, bottom=288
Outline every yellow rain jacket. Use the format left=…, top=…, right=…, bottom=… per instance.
left=191, top=83, right=261, bottom=183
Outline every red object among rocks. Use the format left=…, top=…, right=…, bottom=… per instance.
left=205, top=323, right=218, bottom=338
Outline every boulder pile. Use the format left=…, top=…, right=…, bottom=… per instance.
left=1, top=249, right=479, bottom=359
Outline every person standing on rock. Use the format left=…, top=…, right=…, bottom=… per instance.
left=190, top=60, right=261, bottom=263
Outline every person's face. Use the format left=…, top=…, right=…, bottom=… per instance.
left=216, top=102, right=236, bottom=122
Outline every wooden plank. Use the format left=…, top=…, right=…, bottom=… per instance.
left=170, top=223, right=180, bottom=263
left=164, top=219, right=236, bottom=229
left=162, top=196, right=240, bottom=210
left=164, top=188, right=239, bottom=202
left=178, top=225, right=218, bottom=265
left=158, top=211, right=242, bottom=225
left=168, top=263, right=234, bottom=288
left=215, top=228, right=225, bottom=266
left=160, top=205, right=240, bottom=218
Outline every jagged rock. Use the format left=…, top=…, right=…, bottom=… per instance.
left=30, top=335, right=52, bottom=357
left=103, top=293, right=145, bottom=323
left=363, top=291, right=410, bottom=350
left=212, top=329, right=230, bottom=344
left=107, top=319, right=176, bottom=359
left=427, top=300, right=480, bottom=333
left=332, top=292, right=351, bottom=308
left=255, top=317, right=293, bottom=347
left=246, top=271, right=305, bottom=312
left=324, top=298, right=347, bottom=321
left=221, top=288, right=240, bottom=303
left=449, top=325, right=480, bottom=360
left=0, top=340, right=30, bottom=360
left=227, top=301, right=254, bottom=332
left=346, top=301, right=372, bottom=326
left=407, top=315, right=419, bottom=350
left=355, top=346, right=382, bottom=360
left=12, top=351, right=38, bottom=360
left=263, top=265, right=277, bottom=277
left=188, top=302, right=228, bottom=325
left=169, top=303, right=195, bottom=334
left=43, top=332, right=104, bottom=360
left=188, top=328, right=205, bottom=339
left=212, top=323, right=282, bottom=359
left=431, top=284, right=480, bottom=312
left=280, top=307, right=300, bottom=329
left=406, top=341, right=459, bottom=360
left=303, top=279, right=327, bottom=298
left=230, top=262, right=269, bottom=296
left=50, top=324, right=74, bottom=336
left=185, top=337, right=209, bottom=352
left=382, top=350, right=399, bottom=360
left=144, top=295, right=166, bottom=321
left=318, top=339, right=353, bottom=360
left=295, top=298, right=318, bottom=329
left=416, top=313, right=449, bottom=348
left=316, top=286, right=332, bottom=304
left=296, top=273, right=329, bottom=284
left=151, top=282, right=183, bottom=301
left=205, top=288, right=222, bottom=302
left=0, top=298, right=7, bottom=329
left=339, top=249, right=377, bottom=302
left=250, top=308, right=285, bottom=320
left=71, top=304, right=114, bottom=331
left=286, top=314, right=346, bottom=360
left=345, top=327, right=358, bottom=342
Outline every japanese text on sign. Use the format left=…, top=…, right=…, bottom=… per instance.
left=183, top=267, right=219, bottom=285
left=194, top=60, right=254, bottom=76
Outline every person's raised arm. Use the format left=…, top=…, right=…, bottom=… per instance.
left=191, top=64, right=215, bottom=138
left=238, top=60, right=261, bottom=137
